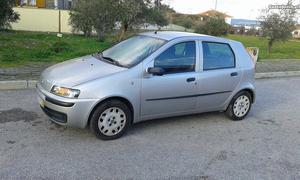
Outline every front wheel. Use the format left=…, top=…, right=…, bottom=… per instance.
left=90, top=100, right=131, bottom=140
left=226, top=91, right=252, bottom=121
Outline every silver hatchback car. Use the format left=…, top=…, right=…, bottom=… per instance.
left=37, top=31, right=255, bottom=140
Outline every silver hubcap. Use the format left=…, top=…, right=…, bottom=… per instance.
left=233, top=95, right=250, bottom=117
left=98, top=107, right=126, bottom=136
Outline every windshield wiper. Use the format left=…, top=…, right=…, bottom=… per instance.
left=92, top=52, right=103, bottom=59
left=102, top=56, right=126, bottom=68
left=93, top=52, right=127, bottom=68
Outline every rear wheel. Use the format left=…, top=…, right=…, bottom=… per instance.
left=90, top=100, right=131, bottom=140
left=226, top=91, right=252, bottom=121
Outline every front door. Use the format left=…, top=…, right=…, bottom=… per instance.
left=141, top=41, right=199, bottom=118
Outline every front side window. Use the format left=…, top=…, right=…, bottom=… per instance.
left=154, top=41, right=196, bottom=74
left=102, top=35, right=166, bottom=67
left=202, top=42, right=235, bottom=70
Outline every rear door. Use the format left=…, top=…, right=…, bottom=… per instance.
left=196, top=41, right=242, bottom=111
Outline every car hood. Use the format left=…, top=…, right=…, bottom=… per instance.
left=39, top=55, right=127, bottom=91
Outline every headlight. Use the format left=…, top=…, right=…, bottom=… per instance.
left=51, top=86, right=80, bottom=98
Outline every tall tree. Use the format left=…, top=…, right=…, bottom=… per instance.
left=259, top=4, right=297, bottom=53
left=69, top=0, right=94, bottom=37
left=116, top=0, right=145, bottom=41
left=91, top=0, right=118, bottom=42
left=70, top=0, right=169, bottom=41
left=70, top=0, right=118, bottom=41
left=0, top=0, right=20, bottom=29
left=116, top=0, right=169, bottom=41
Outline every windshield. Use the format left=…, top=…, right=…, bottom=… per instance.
left=101, top=35, right=166, bottom=67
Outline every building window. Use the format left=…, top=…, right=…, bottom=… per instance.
left=20, top=0, right=36, bottom=6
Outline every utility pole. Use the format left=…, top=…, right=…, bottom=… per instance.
left=58, top=9, right=61, bottom=33
left=215, top=0, right=218, bottom=10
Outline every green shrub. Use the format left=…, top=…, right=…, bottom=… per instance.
left=33, top=49, right=54, bottom=60
left=195, top=16, right=229, bottom=36
left=50, top=41, right=72, bottom=53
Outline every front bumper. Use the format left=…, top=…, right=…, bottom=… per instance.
left=37, top=83, right=98, bottom=128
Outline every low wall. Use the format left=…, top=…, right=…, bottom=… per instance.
left=10, top=7, right=188, bottom=34
left=11, top=7, right=72, bottom=33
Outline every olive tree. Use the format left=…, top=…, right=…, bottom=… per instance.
left=0, top=0, right=19, bottom=29
left=259, top=6, right=297, bottom=53
left=116, top=0, right=146, bottom=41
left=116, top=0, right=169, bottom=41
left=69, top=0, right=94, bottom=37
left=70, top=0, right=168, bottom=41
left=91, top=0, right=118, bottom=42
left=70, top=0, right=118, bottom=41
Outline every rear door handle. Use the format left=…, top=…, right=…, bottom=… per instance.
left=231, top=72, right=238, bottom=77
left=186, top=77, right=196, bottom=82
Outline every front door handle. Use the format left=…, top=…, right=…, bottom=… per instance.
left=186, top=77, right=196, bottom=82
left=231, top=72, right=238, bottom=77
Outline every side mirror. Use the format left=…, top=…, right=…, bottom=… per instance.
left=147, top=67, right=165, bottom=76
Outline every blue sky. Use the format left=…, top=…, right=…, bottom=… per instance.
left=164, top=0, right=300, bottom=20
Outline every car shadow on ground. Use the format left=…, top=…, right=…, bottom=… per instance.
left=130, top=111, right=230, bottom=132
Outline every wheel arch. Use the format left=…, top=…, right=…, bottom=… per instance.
left=241, top=88, right=255, bottom=103
left=86, top=96, right=134, bottom=128
left=223, top=86, right=255, bottom=112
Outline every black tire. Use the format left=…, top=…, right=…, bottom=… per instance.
left=226, top=91, right=252, bottom=121
left=89, top=99, right=132, bottom=140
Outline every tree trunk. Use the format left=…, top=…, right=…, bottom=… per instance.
left=268, top=40, right=274, bottom=54
left=96, top=29, right=105, bottom=42
left=118, top=23, right=129, bottom=42
left=118, top=28, right=125, bottom=42
left=83, top=30, right=89, bottom=37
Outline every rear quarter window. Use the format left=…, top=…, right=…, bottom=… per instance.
left=202, top=42, right=235, bottom=70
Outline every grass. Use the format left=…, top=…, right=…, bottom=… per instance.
left=0, top=30, right=110, bottom=67
left=1, top=30, right=300, bottom=67
left=225, top=34, right=300, bottom=60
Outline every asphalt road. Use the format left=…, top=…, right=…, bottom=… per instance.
left=1, top=77, right=300, bottom=180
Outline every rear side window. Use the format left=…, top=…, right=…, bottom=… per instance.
left=202, top=42, right=235, bottom=70
left=154, top=41, right=196, bottom=74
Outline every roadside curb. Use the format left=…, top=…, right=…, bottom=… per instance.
left=0, top=80, right=37, bottom=90
left=255, top=71, right=300, bottom=79
left=1, top=71, right=300, bottom=90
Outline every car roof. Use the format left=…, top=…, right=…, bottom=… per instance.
left=139, top=31, right=234, bottom=43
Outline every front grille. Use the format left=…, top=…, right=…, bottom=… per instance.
left=41, top=106, right=67, bottom=124
left=39, top=79, right=54, bottom=91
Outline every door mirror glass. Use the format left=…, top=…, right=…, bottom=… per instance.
left=147, top=67, right=165, bottom=76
